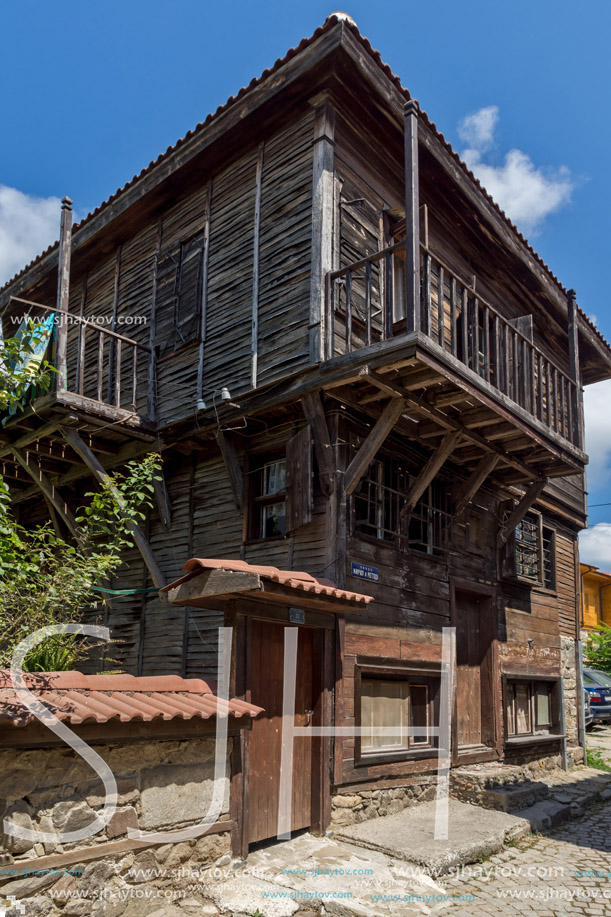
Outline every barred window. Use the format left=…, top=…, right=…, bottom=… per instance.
left=353, top=455, right=452, bottom=555
left=513, top=512, right=556, bottom=589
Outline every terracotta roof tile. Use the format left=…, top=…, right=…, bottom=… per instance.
left=0, top=16, right=606, bottom=356
left=0, top=670, right=262, bottom=729
left=163, top=557, right=373, bottom=605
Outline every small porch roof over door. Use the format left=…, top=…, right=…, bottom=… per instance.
left=162, top=558, right=373, bottom=613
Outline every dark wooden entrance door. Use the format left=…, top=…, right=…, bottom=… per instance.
left=248, top=619, right=314, bottom=845
left=454, top=589, right=495, bottom=754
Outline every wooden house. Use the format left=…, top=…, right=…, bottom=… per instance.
left=580, top=563, right=611, bottom=636
left=2, top=13, right=611, bottom=855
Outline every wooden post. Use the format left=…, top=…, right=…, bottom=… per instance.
left=12, top=447, right=79, bottom=538
left=196, top=182, right=212, bottom=410
left=404, top=99, right=421, bottom=334
left=309, top=93, right=336, bottom=362
left=55, top=197, right=73, bottom=392
left=251, top=144, right=264, bottom=388
left=58, top=425, right=166, bottom=588
left=567, top=289, right=583, bottom=447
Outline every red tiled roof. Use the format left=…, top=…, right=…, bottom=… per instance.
left=163, top=557, right=373, bottom=605
left=0, top=15, right=607, bottom=356
left=0, top=670, right=262, bottom=728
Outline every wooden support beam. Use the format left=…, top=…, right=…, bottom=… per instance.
left=497, top=477, right=549, bottom=547
left=344, top=397, right=406, bottom=496
left=217, top=431, right=244, bottom=513
left=404, top=431, right=461, bottom=513
left=11, top=446, right=79, bottom=538
left=251, top=143, right=264, bottom=388
left=301, top=391, right=335, bottom=497
left=57, top=426, right=166, bottom=588
left=153, top=471, right=172, bottom=531
left=362, top=368, right=542, bottom=483
left=54, top=198, right=72, bottom=392
left=309, top=92, right=336, bottom=362
left=404, top=100, right=421, bottom=333
left=453, top=454, right=500, bottom=517
left=0, top=421, right=61, bottom=460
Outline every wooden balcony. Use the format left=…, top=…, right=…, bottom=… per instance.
left=323, top=244, right=586, bottom=485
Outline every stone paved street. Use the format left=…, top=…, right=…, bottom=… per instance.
left=587, top=723, right=611, bottom=767
left=441, top=799, right=611, bottom=915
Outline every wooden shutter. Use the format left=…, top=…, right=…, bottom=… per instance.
left=285, top=426, right=313, bottom=533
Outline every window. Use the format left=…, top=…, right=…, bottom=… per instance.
left=174, top=230, right=206, bottom=344
left=359, top=675, right=436, bottom=760
left=505, top=679, right=557, bottom=739
left=353, top=454, right=453, bottom=555
left=250, top=458, right=287, bottom=539
left=504, top=509, right=556, bottom=589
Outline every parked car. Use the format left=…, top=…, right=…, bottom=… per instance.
left=584, top=688, right=594, bottom=730
left=583, top=668, right=611, bottom=724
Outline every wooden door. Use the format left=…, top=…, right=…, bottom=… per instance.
left=455, top=592, right=484, bottom=748
left=248, top=619, right=314, bottom=845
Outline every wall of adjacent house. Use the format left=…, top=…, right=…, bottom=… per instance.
left=0, top=734, right=231, bottom=913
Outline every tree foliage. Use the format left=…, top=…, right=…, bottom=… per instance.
left=583, top=624, right=611, bottom=676
left=0, top=320, right=162, bottom=671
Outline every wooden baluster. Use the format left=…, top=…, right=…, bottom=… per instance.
left=545, top=361, right=551, bottom=427
left=385, top=252, right=393, bottom=340
left=461, top=288, right=469, bottom=368
left=328, top=274, right=335, bottom=359
left=473, top=299, right=480, bottom=375
left=493, top=315, right=500, bottom=390
left=536, top=352, right=543, bottom=421
left=483, top=306, right=491, bottom=382
left=115, top=338, right=122, bottom=407
left=528, top=344, right=536, bottom=415
left=503, top=322, right=510, bottom=395
left=97, top=332, right=104, bottom=402
left=513, top=332, right=519, bottom=403
left=450, top=276, right=457, bottom=356
left=438, top=265, right=444, bottom=348
left=566, top=377, right=573, bottom=442
left=552, top=367, right=559, bottom=432
left=424, top=254, right=431, bottom=337
left=345, top=271, right=352, bottom=353
left=132, top=344, right=138, bottom=410
left=77, top=324, right=86, bottom=395
left=365, top=260, right=372, bottom=346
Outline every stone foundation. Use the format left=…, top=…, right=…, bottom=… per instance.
left=330, top=778, right=438, bottom=828
left=0, top=737, right=232, bottom=916
left=561, top=635, right=579, bottom=746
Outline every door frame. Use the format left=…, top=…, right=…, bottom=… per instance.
left=228, top=599, right=335, bottom=858
left=450, top=578, right=501, bottom=766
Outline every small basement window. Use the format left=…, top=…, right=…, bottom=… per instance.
left=359, top=674, right=438, bottom=762
left=505, top=678, right=559, bottom=740
left=250, top=458, right=287, bottom=539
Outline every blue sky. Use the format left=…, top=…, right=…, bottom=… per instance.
left=2, top=0, right=611, bottom=560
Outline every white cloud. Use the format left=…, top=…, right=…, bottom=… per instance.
left=458, top=105, right=499, bottom=151
left=583, top=380, right=611, bottom=493
left=458, top=107, right=573, bottom=236
left=579, top=524, right=611, bottom=570
left=0, top=186, right=62, bottom=288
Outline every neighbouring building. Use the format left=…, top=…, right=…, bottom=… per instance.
left=580, top=562, right=611, bottom=638
left=2, top=13, right=611, bottom=859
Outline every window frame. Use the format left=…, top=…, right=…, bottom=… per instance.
left=351, top=450, right=453, bottom=558
left=502, top=674, right=562, bottom=745
left=354, top=662, right=440, bottom=766
left=502, top=507, right=557, bottom=592
left=247, top=453, right=288, bottom=542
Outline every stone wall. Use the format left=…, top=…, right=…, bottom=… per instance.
left=561, top=635, right=579, bottom=746
left=0, top=737, right=230, bottom=863
left=330, top=778, right=438, bottom=829
left=0, top=737, right=233, bottom=916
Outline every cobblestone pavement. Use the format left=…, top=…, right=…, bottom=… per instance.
left=440, top=799, right=611, bottom=916
left=587, top=723, right=611, bottom=766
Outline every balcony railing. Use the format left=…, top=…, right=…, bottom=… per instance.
left=326, top=245, right=581, bottom=448
left=9, top=297, right=154, bottom=422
